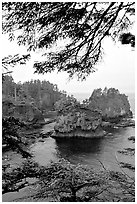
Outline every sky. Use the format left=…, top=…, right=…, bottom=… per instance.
left=2, top=32, right=135, bottom=101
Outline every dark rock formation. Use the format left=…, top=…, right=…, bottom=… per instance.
left=88, top=88, right=133, bottom=121
left=2, top=99, right=45, bottom=124
left=115, top=118, right=135, bottom=128
left=52, top=105, right=106, bottom=138
left=52, top=127, right=107, bottom=138
left=2, top=99, right=15, bottom=117
left=52, top=88, right=134, bottom=138
left=128, top=136, right=135, bottom=143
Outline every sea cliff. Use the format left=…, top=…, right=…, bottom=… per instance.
left=52, top=88, right=134, bottom=138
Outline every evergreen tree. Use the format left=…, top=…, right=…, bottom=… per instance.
left=2, top=2, right=135, bottom=80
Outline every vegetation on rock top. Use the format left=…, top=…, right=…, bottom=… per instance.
left=88, top=87, right=132, bottom=120
left=53, top=88, right=133, bottom=137
left=2, top=75, right=67, bottom=123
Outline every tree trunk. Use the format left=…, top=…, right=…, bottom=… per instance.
left=14, top=85, right=17, bottom=101
left=71, top=188, right=77, bottom=202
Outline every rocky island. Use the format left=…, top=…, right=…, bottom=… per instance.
left=52, top=88, right=135, bottom=138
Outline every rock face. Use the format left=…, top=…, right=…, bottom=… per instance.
left=52, top=88, right=134, bottom=138
left=14, top=103, right=44, bottom=123
left=88, top=88, right=132, bottom=121
left=52, top=127, right=107, bottom=138
left=2, top=99, right=15, bottom=117
left=2, top=99, right=44, bottom=123
left=52, top=105, right=106, bottom=138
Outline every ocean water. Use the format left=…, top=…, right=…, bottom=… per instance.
left=31, top=126, right=135, bottom=176
left=30, top=92, right=135, bottom=174
left=31, top=92, right=135, bottom=171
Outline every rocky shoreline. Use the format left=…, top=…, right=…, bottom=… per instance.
left=50, top=88, right=135, bottom=139
left=2, top=87, right=135, bottom=140
left=12, top=111, right=134, bottom=142
left=15, top=116, right=135, bottom=142
left=51, top=117, right=135, bottom=139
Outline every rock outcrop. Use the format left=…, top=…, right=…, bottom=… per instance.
left=88, top=88, right=133, bottom=121
left=2, top=99, right=45, bottom=124
left=52, top=88, right=134, bottom=138
left=52, top=104, right=106, bottom=138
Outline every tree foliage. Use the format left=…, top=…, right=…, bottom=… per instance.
left=88, top=87, right=132, bottom=119
left=2, top=2, right=135, bottom=79
left=8, top=159, right=134, bottom=202
left=2, top=54, right=31, bottom=70
left=120, top=32, right=135, bottom=47
left=54, top=94, right=79, bottom=114
left=2, top=75, right=15, bottom=98
left=2, top=117, right=31, bottom=158
left=2, top=76, right=65, bottom=111
left=2, top=54, right=31, bottom=81
left=2, top=158, right=44, bottom=194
